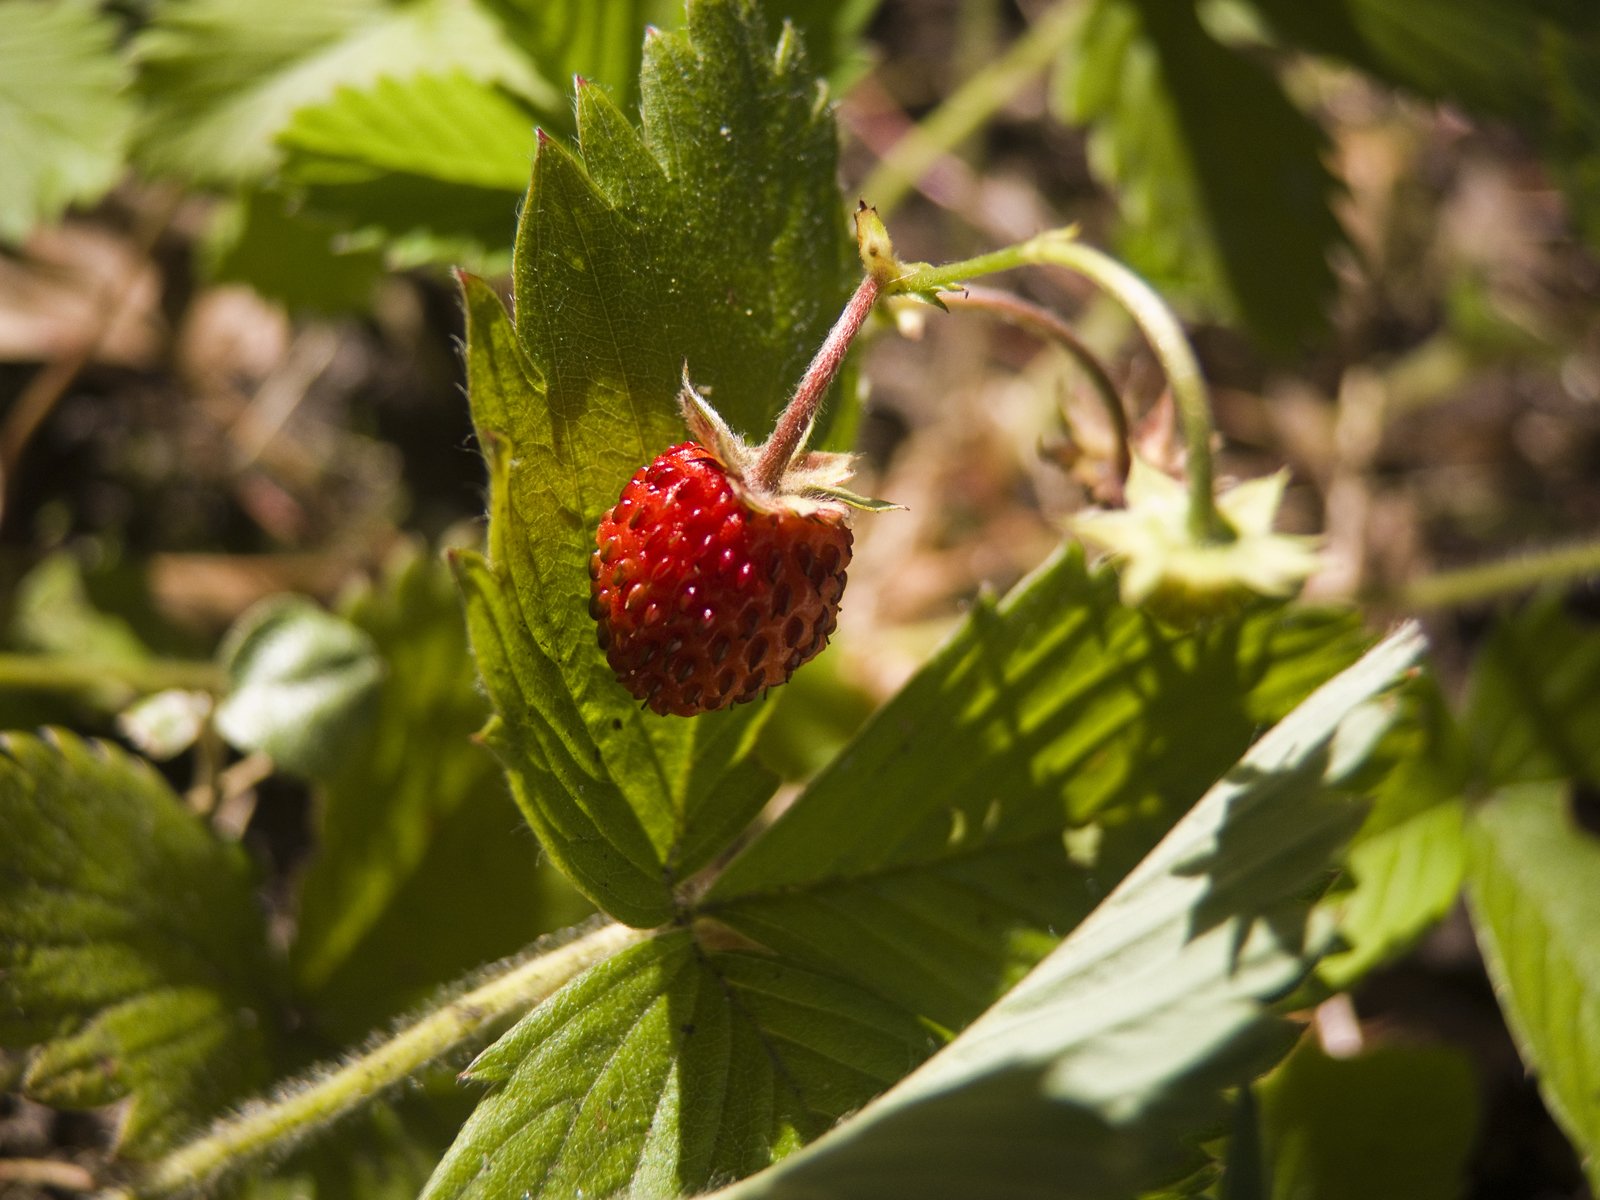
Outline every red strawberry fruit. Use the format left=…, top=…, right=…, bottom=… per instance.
left=589, top=430, right=853, bottom=716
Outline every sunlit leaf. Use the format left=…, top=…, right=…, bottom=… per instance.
left=1316, top=679, right=1469, bottom=989
left=705, top=546, right=1371, bottom=1029
left=0, top=0, right=131, bottom=242
left=132, top=0, right=557, bottom=184
left=419, top=931, right=935, bottom=1200
left=705, top=627, right=1425, bottom=1200
left=456, top=0, right=852, bottom=924
left=1467, top=782, right=1600, bottom=1194
left=0, top=731, right=281, bottom=1156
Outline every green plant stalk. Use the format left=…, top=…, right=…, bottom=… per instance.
left=863, top=0, right=1082, bottom=214
left=131, top=920, right=646, bottom=1198
left=0, top=653, right=226, bottom=702
left=1398, top=538, right=1600, bottom=609
left=890, top=230, right=1232, bottom=541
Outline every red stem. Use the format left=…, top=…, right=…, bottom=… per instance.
left=752, top=273, right=881, bottom=490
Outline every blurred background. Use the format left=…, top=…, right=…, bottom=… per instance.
left=1, top=0, right=1597, bottom=1195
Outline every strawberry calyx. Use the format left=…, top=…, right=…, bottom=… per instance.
left=676, top=371, right=899, bottom=520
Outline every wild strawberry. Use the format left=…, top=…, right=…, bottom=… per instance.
left=589, top=430, right=853, bottom=716
left=590, top=205, right=901, bottom=716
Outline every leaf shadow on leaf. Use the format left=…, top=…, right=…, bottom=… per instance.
left=1171, top=746, right=1363, bottom=978
left=739, top=1037, right=1292, bottom=1200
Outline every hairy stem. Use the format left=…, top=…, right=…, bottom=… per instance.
left=863, top=1, right=1082, bottom=215
left=938, top=284, right=1130, bottom=486
left=752, top=273, right=881, bottom=491
left=1396, top=539, right=1600, bottom=609
left=131, top=920, right=646, bottom=1198
left=889, top=230, right=1233, bottom=542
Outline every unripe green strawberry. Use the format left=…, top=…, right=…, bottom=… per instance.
left=589, top=440, right=852, bottom=716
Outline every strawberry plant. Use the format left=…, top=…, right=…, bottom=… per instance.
left=4, top=2, right=1600, bottom=1199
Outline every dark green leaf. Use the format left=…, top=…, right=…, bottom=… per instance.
left=215, top=595, right=383, bottom=779
left=1240, top=0, right=1594, bottom=122
left=457, top=0, right=851, bottom=924
left=204, top=188, right=385, bottom=313
left=707, top=627, right=1424, bottom=1200
left=0, top=0, right=131, bottom=242
left=1467, top=782, right=1600, bottom=1194
left=231, top=1095, right=467, bottom=1200
left=1542, top=31, right=1600, bottom=248
left=0, top=731, right=282, bottom=1156
left=763, top=0, right=885, bottom=89
left=132, top=0, right=556, bottom=185
left=290, top=544, right=591, bottom=1042
left=1463, top=595, right=1600, bottom=788
left=704, top=547, right=1370, bottom=1030
left=1238, top=0, right=1600, bottom=250
left=1061, top=0, right=1344, bottom=346
left=1256, top=1039, right=1479, bottom=1200
left=419, top=930, right=935, bottom=1200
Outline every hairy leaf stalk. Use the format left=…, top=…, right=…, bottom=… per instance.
left=128, top=920, right=646, bottom=1198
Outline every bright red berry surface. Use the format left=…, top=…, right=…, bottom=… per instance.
left=589, top=442, right=852, bottom=717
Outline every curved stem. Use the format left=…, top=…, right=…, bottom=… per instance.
left=937, top=285, right=1130, bottom=486
left=1396, top=538, right=1600, bottom=610
left=131, top=920, right=646, bottom=1198
left=889, top=231, right=1232, bottom=542
left=862, top=1, right=1083, bottom=216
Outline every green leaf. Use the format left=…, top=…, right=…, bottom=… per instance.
left=214, top=595, right=384, bottom=779
left=290, top=544, right=591, bottom=1041
left=1316, top=679, right=1470, bottom=989
left=706, top=626, right=1425, bottom=1200
left=476, top=0, right=681, bottom=116
left=1463, top=596, right=1600, bottom=789
left=0, top=0, right=131, bottom=242
left=0, top=731, right=282, bottom=1156
left=132, top=0, right=557, bottom=185
left=1466, top=782, right=1600, bottom=1194
left=10, top=551, right=152, bottom=667
left=204, top=187, right=385, bottom=312
left=1256, top=1039, right=1479, bottom=1200
left=277, top=72, right=534, bottom=262
left=704, top=547, right=1370, bottom=1030
left=1543, top=30, right=1600, bottom=248
left=1061, top=0, right=1344, bottom=346
left=1237, top=0, right=1600, bottom=250
left=456, top=0, right=851, bottom=924
left=1316, top=799, right=1464, bottom=989
left=420, top=930, right=936, bottom=1200
left=1240, top=0, right=1594, bottom=123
